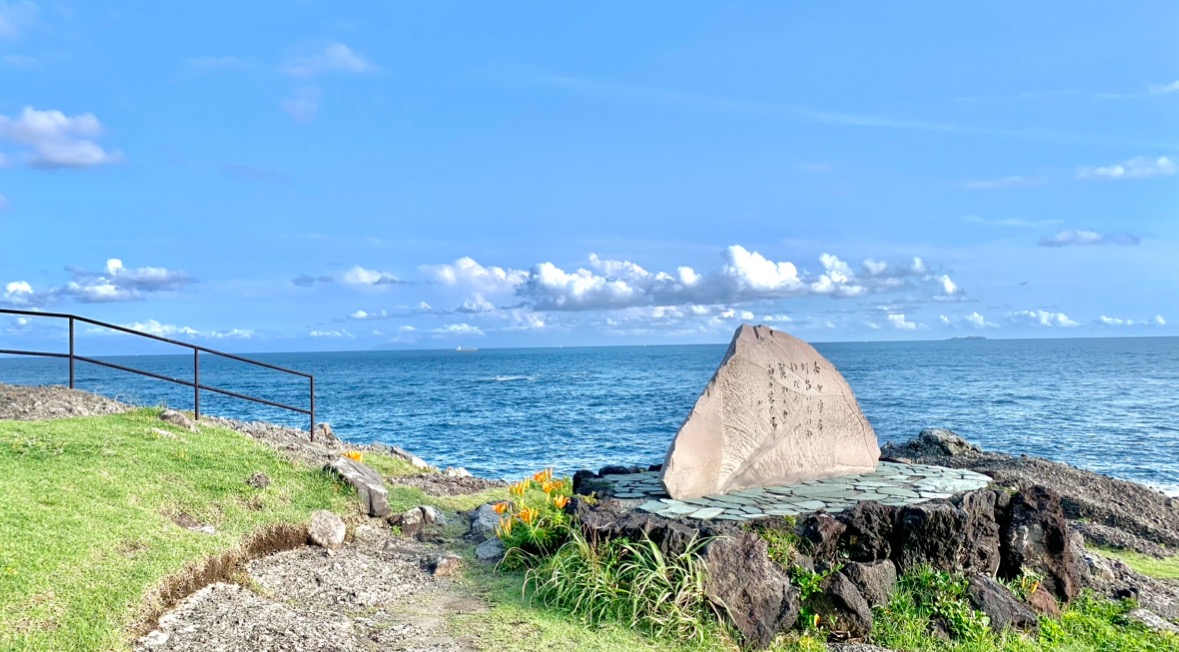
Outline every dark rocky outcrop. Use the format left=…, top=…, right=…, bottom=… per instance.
left=841, top=560, right=898, bottom=608
left=999, top=486, right=1080, bottom=602
left=839, top=502, right=895, bottom=562
left=1027, top=586, right=1061, bottom=618
left=880, top=428, right=980, bottom=459
left=575, top=498, right=734, bottom=558
left=954, top=489, right=1003, bottom=576
left=704, top=532, right=800, bottom=649
left=807, top=572, right=873, bottom=637
left=799, top=512, right=847, bottom=560
left=894, top=501, right=970, bottom=573
left=965, top=574, right=1039, bottom=633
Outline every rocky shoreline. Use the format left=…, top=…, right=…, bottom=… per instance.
left=2, top=384, right=1177, bottom=649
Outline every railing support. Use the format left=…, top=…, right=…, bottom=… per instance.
left=309, top=376, right=316, bottom=442
left=68, top=317, right=75, bottom=389
left=193, top=349, right=200, bottom=422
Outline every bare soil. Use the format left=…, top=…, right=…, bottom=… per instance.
left=388, top=474, right=507, bottom=496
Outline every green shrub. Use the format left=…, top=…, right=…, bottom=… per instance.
left=523, top=527, right=725, bottom=643
left=493, top=469, right=574, bottom=568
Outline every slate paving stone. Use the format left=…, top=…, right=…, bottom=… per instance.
left=794, top=500, right=828, bottom=511
left=662, top=503, right=701, bottom=516
left=688, top=507, right=726, bottom=519
left=637, top=501, right=667, bottom=513
left=614, top=492, right=645, bottom=498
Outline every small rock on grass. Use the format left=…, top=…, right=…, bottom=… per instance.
left=443, top=467, right=472, bottom=478
left=160, top=409, right=197, bottom=432
left=429, top=553, right=463, bottom=577
left=247, top=472, right=271, bottom=489
left=309, top=510, right=346, bottom=549
left=469, top=503, right=500, bottom=540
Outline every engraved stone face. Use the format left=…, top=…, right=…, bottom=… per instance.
left=661, top=324, right=880, bottom=499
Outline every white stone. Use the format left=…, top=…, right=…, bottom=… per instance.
left=308, top=510, right=346, bottom=549
left=662, top=324, right=880, bottom=499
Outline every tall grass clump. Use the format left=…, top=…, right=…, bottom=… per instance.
left=523, top=528, right=725, bottom=643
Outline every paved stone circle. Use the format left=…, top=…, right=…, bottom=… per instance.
left=601, top=462, right=992, bottom=522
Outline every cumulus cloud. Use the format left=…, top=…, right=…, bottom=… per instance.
left=121, top=320, right=253, bottom=340
left=1078, top=156, right=1176, bottom=180
left=342, top=265, right=400, bottom=286
left=1098, top=315, right=1167, bottom=327
left=1008, top=310, right=1079, bottom=327
left=456, top=294, right=495, bottom=313
left=432, top=323, right=484, bottom=336
left=428, top=246, right=960, bottom=313
left=0, top=107, right=123, bottom=168
left=1038, top=230, right=1140, bottom=247
left=282, top=42, right=375, bottom=77
left=887, top=313, right=920, bottom=330
left=310, top=329, right=353, bottom=338
left=291, top=273, right=333, bottom=287
left=347, top=309, right=388, bottom=321
left=940, top=312, right=996, bottom=329
left=2, top=279, right=34, bottom=305
left=60, top=258, right=194, bottom=303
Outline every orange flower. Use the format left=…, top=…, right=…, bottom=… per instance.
left=551, top=479, right=565, bottom=491
left=495, top=515, right=513, bottom=537
left=532, top=468, right=553, bottom=483
left=541, top=480, right=555, bottom=494
left=517, top=507, right=538, bottom=524
left=812, top=614, right=820, bottom=628
left=492, top=501, right=510, bottom=515
left=552, top=495, right=569, bottom=509
left=510, top=480, right=528, bottom=497
left=344, top=450, right=364, bottom=463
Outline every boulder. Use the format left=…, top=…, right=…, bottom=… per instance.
left=324, top=456, right=391, bottom=517
left=475, top=538, right=505, bottom=563
left=842, top=560, right=898, bottom=608
left=808, top=572, right=873, bottom=637
left=798, top=512, right=847, bottom=562
left=1127, top=608, right=1179, bottom=635
left=389, top=507, right=426, bottom=537
left=838, top=501, right=896, bottom=562
left=308, top=510, right=346, bottom=549
left=954, top=489, right=1002, bottom=576
left=420, top=505, right=448, bottom=527
left=661, top=324, right=879, bottom=499
left=999, top=486, right=1080, bottom=602
left=160, top=409, right=197, bottom=432
left=443, top=467, right=472, bottom=478
left=704, top=532, right=800, bottom=649
left=965, top=574, right=1039, bottom=633
left=469, top=503, right=501, bottom=540
left=1027, top=586, right=1061, bottom=618
left=577, top=499, right=730, bottom=558
left=894, top=502, right=969, bottom=573
left=314, top=422, right=338, bottom=442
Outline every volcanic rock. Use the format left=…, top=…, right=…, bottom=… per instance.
left=965, top=574, right=1039, bottom=633
left=704, top=532, right=800, bottom=649
left=661, top=324, right=879, bottom=499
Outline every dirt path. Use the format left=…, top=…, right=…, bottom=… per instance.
left=136, top=522, right=488, bottom=652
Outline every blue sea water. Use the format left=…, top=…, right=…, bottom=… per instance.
left=1, top=337, right=1177, bottom=495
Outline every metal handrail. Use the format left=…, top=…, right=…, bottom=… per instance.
left=0, top=308, right=316, bottom=439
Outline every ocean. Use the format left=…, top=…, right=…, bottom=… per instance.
left=1, top=337, right=1177, bottom=495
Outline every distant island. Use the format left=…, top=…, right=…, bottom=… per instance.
left=947, top=335, right=988, bottom=341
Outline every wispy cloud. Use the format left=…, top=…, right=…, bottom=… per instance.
left=1078, top=156, right=1176, bottom=180
left=524, top=73, right=1175, bottom=148
left=963, top=176, right=1043, bottom=190
left=1038, top=229, right=1140, bottom=248
left=964, top=215, right=1062, bottom=228
left=0, top=0, right=37, bottom=40
left=1098, top=314, right=1167, bottom=327
left=1008, top=309, right=1079, bottom=327
left=281, top=42, right=375, bottom=78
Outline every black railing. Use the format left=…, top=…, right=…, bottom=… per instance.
left=0, top=308, right=316, bottom=439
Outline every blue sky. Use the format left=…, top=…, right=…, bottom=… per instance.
left=1, top=1, right=1176, bottom=352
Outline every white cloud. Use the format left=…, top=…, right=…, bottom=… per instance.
left=122, top=320, right=252, bottom=340
left=938, top=275, right=960, bottom=296
left=964, top=176, right=1042, bottom=190
left=1038, top=230, right=1140, bottom=247
left=1078, top=156, right=1176, bottom=180
left=433, top=323, right=484, bottom=336
left=281, top=87, right=321, bottom=123
left=941, top=312, right=996, bottom=329
left=1149, top=80, right=1179, bottom=96
left=811, top=253, right=865, bottom=297
left=887, top=313, right=919, bottom=330
left=721, top=245, right=805, bottom=294
left=1098, top=315, right=1168, bottom=327
left=310, top=329, right=353, bottom=338
left=59, top=258, right=193, bottom=303
left=1008, top=310, right=1080, bottom=327
left=347, top=309, right=388, bottom=321
left=0, top=107, right=123, bottom=168
left=456, top=294, right=495, bottom=313
left=342, top=265, right=400, bottom=286
left=2, top=279, right=33, bottom=304
left=423, top=257, right=529, bottom=293
left=282, top=42, right=375, bottom=77
left=0, top=1, right=37, bottom=40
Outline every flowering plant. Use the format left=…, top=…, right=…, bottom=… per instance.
left=494, top=467, right=575, bottom=568
left=344, top=450, right=364, bottom=463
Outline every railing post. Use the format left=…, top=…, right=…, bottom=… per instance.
left=68, top=317, right=75, bottom=389
left=193, top=349, right=200, bottom=422
left=309, top=376, right=316, bottom=442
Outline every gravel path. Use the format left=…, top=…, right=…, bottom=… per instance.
left=136, top=522, right=485, bottom=652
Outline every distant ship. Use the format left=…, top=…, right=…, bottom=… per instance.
left=455, top=346, right=479, bottom=352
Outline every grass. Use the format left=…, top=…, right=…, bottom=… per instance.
left=1095, top=547, right=1179, bottom=580
left=0, top=409, right=353, bottom=651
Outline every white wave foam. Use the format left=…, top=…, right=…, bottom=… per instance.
left=492, top=375, right=538, bottom=382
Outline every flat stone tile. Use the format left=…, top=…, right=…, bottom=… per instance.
left=793, top=500, right=828, bottom=511
left=688, top=507, right=726, bottom=519
left=636, top=501, right=666, bottom=513
left=662, top=503, right=701, bottom=516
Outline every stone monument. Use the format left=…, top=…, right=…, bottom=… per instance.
left=661, top=324, right=879, bottom=499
